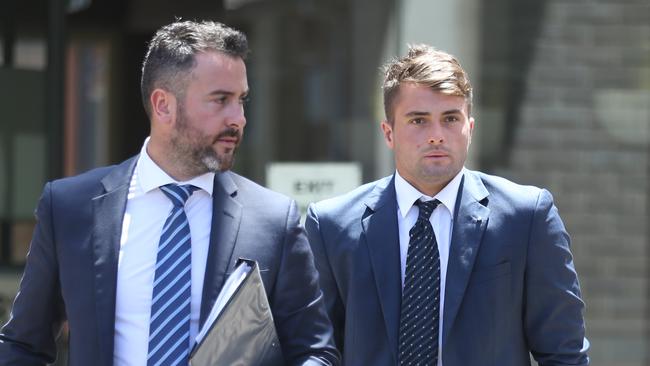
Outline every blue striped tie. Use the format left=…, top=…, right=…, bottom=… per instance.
left=399, top=199, right=441, bottom=366
left=147, top=184, right=198, bottom=366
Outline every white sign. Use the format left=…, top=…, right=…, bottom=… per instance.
left=266, top=162, right=362, bottom=219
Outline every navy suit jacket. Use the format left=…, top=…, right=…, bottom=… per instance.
left=0, top=156, right=339, bottom=366
left=306, top=170, right=589, bottom=366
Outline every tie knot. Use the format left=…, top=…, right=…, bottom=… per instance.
left=415, top=199, right=440, bottom=220
left=160, top=184, right=198, bottom=207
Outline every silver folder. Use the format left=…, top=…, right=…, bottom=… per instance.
left=190, top=258, right=284, bottom=366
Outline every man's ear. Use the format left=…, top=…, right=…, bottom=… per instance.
left=381, top=120, right=395, bottom=150
left=468, top=116, right=475, bottom=145
left=150, top=88, right=177, bottom=125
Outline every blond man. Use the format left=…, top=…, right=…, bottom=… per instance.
left=306, top=45, right=589, bottom=366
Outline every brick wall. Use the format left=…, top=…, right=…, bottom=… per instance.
left=493, top=1, right=650, bottom=365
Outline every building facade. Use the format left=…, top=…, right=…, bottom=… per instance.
left=0, top=0, right=648, bottom=364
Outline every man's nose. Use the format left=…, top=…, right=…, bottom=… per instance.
left=427, top=124, right=444, bottom=145
left=227, top=103, right=246, bottom=129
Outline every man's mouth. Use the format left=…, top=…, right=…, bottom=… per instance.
left=218, top=137, right=239, bottom=144
left=214, top=128, right=241, bottom=146
left=424, top=149, right=449, bottom=158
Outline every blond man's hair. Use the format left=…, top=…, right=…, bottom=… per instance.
left=382, top=44, right=473, bottom=123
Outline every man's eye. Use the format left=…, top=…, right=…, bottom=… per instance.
left=444, top=115, right=460, bottom=123
left=410, top=118, right=424, bottom=125
left=240, top=96, right=250, bottom=105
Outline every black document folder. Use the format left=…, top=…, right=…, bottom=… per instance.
left=189, top=258, right=284, bottom=366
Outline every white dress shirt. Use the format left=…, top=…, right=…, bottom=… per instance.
left=113, top=138, right=214, bottom=366
left=394, top=168, right=464, bottom=366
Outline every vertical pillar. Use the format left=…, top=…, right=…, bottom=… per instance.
left=0, top=1, right=16, bottom=262
left=47, top=0, right=66, bottom=180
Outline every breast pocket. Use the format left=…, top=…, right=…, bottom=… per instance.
left=468, top=261, right=511, bottom=286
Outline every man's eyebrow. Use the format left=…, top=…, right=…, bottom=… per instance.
left=207, top=90, right=233, bottom=96
left=404, top=111, right=431, bottom=117
left=207, top=89, right=249, bottom=97
left=442, top=108, right=464, bottom=115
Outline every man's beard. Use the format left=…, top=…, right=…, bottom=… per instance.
left=170, top=109, right=241, bottom=177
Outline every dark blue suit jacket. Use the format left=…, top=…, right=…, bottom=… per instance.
left=0, top=156, right=339, bottom=366
left=306, top=170, right=589, bottom=366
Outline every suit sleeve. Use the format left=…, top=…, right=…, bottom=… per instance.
left=525, top=189, right=590, bottom=366
left=271, top=200, right=340, bottom=366
left=305, top=204, right=345, bottom=353
left=0, top=182, right=66, bottom=365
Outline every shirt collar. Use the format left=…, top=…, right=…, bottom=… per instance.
left=136, top=137, right=215, bottom=196
left=394, top=167, right=465, bottom=218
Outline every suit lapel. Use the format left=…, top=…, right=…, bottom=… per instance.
left=361, top=176, right=401, bottom=364
left=200, top=171, right=242, bottom=325
left=92, top=156, right=138, bottom=366
left=442, top=171, right=489, bottom=346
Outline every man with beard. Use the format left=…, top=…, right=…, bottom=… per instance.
left=0, top=20, right=339, bottom=366
left=306, top=45, right=589, bottom=365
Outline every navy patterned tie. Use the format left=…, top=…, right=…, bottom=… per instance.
left=147, top=184, right=198, bottom=366
left=399, top=199, right=441, bottom=366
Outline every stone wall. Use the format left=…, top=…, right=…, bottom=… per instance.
left=491, top=0, right=650, bottom=364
